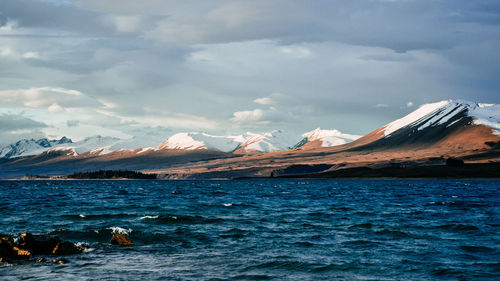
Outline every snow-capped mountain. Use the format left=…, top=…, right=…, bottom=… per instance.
left=0, top=135, right=123, bottom=159
left=3, top=99, right=497, bottom=160
left=350, top=99, right=500, bottom=150
left=294, top=128, right=361, bottom=149
left=0, top=137, right=72, bottom=159
left=157, top=132, right=246, bottom=152
left=235, top=130, right=302, bottom=153
left=66, top=135, right=122, bottom=155
left=383, top=100, right=499, bottom=136
left=158, top=129, right=360, bottom=153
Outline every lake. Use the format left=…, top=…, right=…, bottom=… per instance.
left=0, top=179, right=499, bottom=280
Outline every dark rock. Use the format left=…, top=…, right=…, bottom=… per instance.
left=19, top=232, right=60, bottom=255
left=1, top=233, right=86, bottom=264
left=0, top=236, right=15, bottom=259
left=52, top=241, right=83, bottom=255
left=0, top=235, right=31, bottom=259
left=110, top=233, right=134, bottom=246
left=446, top=157, right=464, bottom=167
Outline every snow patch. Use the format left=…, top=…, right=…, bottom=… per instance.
left=383, top=99, right=499, bottom=136
left=158, top=132, right=246, bottom=152
left=241, top=130, right=300, bottom=152
left=384, top=100, right=451, bottom=136
left=301, top=128, right=361, bottom=147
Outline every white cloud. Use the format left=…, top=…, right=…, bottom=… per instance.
left=254, top=97, right=273, bottom=105
left=0, top=87, right=98, bottom=108
left=231, top=109, right=265, bottom=123
left=230, top=106, right=295, bottom=128
left=0, top=19, right=17, bottom=32
left=23, top=52, right=40, bottom=59
left=279, top=46, right=312, bottom=58
left=107, top=15, right=144, bottom=33
left=0, top=48, right=40, bottom=60
left=0, top=47, right=15, bottom=58
left=48, top=103, right=64, bottom=113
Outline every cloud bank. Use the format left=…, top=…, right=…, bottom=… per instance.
left=0, top=0, right=498, bottom=145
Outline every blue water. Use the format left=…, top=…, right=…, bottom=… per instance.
left=0, top=180, right=499, bottom=280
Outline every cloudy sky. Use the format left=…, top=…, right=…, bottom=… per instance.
left=1, top=0, right=499, bottom=145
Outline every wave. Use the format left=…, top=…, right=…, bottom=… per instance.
left=243, top=260, right=361, bottom=273
left=47, top=227, right=212, bottom=246
left=140, top=215, right=160, bottom=220
left=434, top=224, right=481, bottom=233
left=151, top=214, right=224, bottom=225
left=374, top=229, right=412, bottom=239
left=62, top=213, right=139, bottom=220
left=219, top=228, right=248, bottom=239
left=460, top=245, right=495, bottom=253
left=348, top=222, right=373, bottom=229
left=61, top=213, right=224, bottom=225
left=230, top=274, right=273, bottom=280
left=107, top=226, right=132, bottom=235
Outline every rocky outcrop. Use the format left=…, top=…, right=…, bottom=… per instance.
left=0, top=232, right=84, bottom=264
left=110, top=233, right=134, bottom=246
left=52, top=241, right=83, bottom=255
left=0, top=235, right=32, bottom=262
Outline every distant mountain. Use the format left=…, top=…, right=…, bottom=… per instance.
left=157, top=129, right=357, bottom=153
left=157, top=132, right=246, bottom=152
left=0, top=135, right=123, bottom=159
left=0, top=137, right=72, bottom=159
left=1, top=99, right=498, bottom=179
left=234, top=130, right=302, bottom=153
left=67, top=135, right=121, bottom=155
left=294, top=128, right=361, bottom=149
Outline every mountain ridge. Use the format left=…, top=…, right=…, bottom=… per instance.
left=0, top=99, right=499, bottom=178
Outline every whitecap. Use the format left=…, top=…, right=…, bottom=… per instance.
left=107, top=226, right=132, bottom=235
left=223, top=203, right=233, bottom=207
left=83, top=247, right=95, bottom=253
left=140, top=215, right=159, bottom=220
left=79, top=214, right=86, bottom=218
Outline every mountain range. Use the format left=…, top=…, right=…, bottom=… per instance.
left=0, top=128, right=361, bottom=159
left=0, top=99, right=498, bottom=179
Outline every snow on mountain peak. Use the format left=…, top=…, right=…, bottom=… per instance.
left=240, top=130, right=300, bottom=153
left=383, top=100, right=452, bottom=136
left=0, top=137, right=74, bottom=158
left=302, top=128, right=361, bottom=147
left=158, top=132, right=246, bottom=152
left=383, top=99, right=500, bottom=136
left=466, top=101, right=500, bottom=135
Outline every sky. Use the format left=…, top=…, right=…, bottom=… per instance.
left=0, top=0, right=499, bottom=146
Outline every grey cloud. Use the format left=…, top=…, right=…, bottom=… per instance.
left=4, top=0, right=497, bottom=52
left=0, top=114, right=47, bottom=131
left=0, top=0, right=114, bottom=35
left=0, top=114, right=48, bottom=145
left=0, top=0, right=498, bottom=140
left=139, top=0, right=500, bottom=52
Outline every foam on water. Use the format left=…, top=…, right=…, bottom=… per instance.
left=140, top=215, right=159, bottom=220
left=107, top=226, right=132, bottom=235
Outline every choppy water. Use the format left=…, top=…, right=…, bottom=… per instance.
left=0, top=179, right=499, bottom=280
